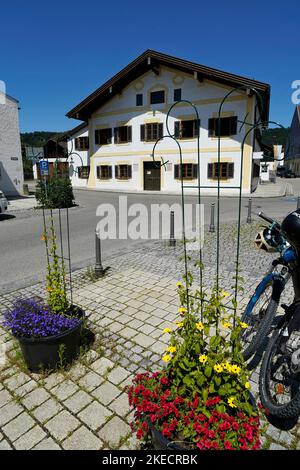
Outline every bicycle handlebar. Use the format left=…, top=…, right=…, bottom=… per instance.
left=258, top=211, right=281, bottom=229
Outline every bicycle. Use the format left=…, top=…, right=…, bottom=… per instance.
left=240, top=211, right=296, bottom=361
left=258, top=209, right=300, bottom=418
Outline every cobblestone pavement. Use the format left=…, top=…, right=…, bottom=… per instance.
left=0, top=222, right=299, bottom=450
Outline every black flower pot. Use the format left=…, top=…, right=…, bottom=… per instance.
left=16, top=306, right=85, bottom=373
left=149, top=424, right=184, bottom=451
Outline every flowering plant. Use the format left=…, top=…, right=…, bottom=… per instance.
left=128, top=275, right=266, bottom=450
left=2, top=299, right=80, bottom=339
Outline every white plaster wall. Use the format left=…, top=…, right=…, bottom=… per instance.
left=0, top=95, right=23, bottom=196
left=67, top=127, right=89, bottom=187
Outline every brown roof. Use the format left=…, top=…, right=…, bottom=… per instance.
left=66, top=49, right=270, bottom=121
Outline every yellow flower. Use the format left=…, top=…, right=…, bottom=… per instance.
left=230, top=365, right=241, bottom=375
left=176, top=282, right=183, bottom=288
left=245, top=382, right=251, bottom=390
left=221, top=290, right=230, bottom=298
left=40, top=234, right=46, bottom=241
left=163, top=328, right=172, bottom=334
left=240, top=322, right=248, bottom=329
left=175, top=322, right=184, bottom=328
left=228, top=397, right=237, bottom=408
left=222, top=322, right=231, bottom=329
left=199, top=355, right=208, bottom=364
left=214, top=364, right=223, bottom=373
left=166, top=346, right=176, bottom=354
left=162, top=355, right=172, bottom=362
left=196, top=322, right=204, bottom=330
left=178, top=307, right=187, bottom=314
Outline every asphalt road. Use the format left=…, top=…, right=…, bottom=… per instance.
left=0, top=187, right=300, bottom=294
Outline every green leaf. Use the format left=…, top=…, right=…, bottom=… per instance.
left=204, top=365, right=212, bottom=378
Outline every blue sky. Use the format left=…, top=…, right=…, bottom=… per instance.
left=1, top=0, right=299, bottom=132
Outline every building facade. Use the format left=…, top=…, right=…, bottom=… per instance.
left=0, top=92, right=23, bottom=196
left=66, top=50, right=270, bottom=195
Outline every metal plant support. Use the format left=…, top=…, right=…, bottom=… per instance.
left=151, top=88, right=291, bottom=328
left=40, top=138, right=87, bottom=304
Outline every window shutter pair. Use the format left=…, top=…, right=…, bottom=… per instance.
left=174, top=164, right=198, bottom=179
left=115, top=165, right=132, bottom=179
left=114, top=126, right=132, bottom=143
left=140, top=123, right=163, bottom=141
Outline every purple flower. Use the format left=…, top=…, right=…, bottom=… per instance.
left=2, top=299, right=80, bottom=339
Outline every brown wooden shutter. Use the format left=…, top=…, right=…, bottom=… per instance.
left=228, top=163, right=234, bottom=178
left=194, top=119, right=200, bottom=137
left=95, top=130, right=100, bottom=145
left=115, top=165, right=119, bottom=179
left=174, top=164, right=179, bottom=179
left=75, top=137, right=79, bottom=150
left=114, top=127, right=119, bottom=144
left=96, top=166, right=101, bottom=179
left=109, top=166, right=112, bottom=179
left=158, top=123, right=163, bottom=139
left=140, top=125, right=145, bottom=141
left=208, top=119, right=215, bottom=137
left=127, top=126, right=132, bottom=142
left=230, top=117, right=238, bottom=135
left=207, top=163, right=213, bottom=178
left=193, top=164, right=198, bottom=179
left=174, top=121, right=180, bottom=138
left=108, top=128, right=112, bottom=144
left=127, top=165, right=132, bottom=179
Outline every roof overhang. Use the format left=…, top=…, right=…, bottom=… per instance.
left=66, top=49, right=270, bottom=122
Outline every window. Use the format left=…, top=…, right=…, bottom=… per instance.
left=136, top=94, right=143, bottom=106
left=115, top=164, right=132, bottom=180
left=96, top=165, right=112, bottom=180
left=207, top=162, right=234, bottom=179
left=140, top=123, right=163, bottom=142
left=208, top=116, right=237, bottom=137
left=78, top=166, right=90, bottom=179
left=174, top=120, right=199, bottom=139
left=174, top=163, right=198, bottom=180
left=95, top=128, right=112, bottom=145
left=114, top=126, right=132, bottom=144
left=174, top=88, right=181, bottom=102
left=150, top=90, right=165, bottom=104
left=75, top=136, right=89, bottom=151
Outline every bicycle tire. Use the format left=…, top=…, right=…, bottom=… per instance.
left=241, top=283, right=278, bottom=360
left=259, top=310, right=300, bottom=419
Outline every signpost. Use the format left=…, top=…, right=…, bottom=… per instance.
left=39, top=160, right=49, bottom=176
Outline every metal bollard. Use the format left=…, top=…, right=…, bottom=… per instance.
left=95, top=230, right=105, bottom=278
left=169, top=211, right=176, bottom=246
left=297, top=196, right=300, bottom=210
left=209, top=203, right=215, bottom=233
left=247, top=197, right=252, bottom=224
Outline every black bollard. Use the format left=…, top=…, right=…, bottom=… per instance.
left=95, top=230, right=105, bottom=278
left=247, top=198, right=252, bottom=224
left=169, top=211, right=176, bottom=247
left=209, top=203, right=215, bottom=233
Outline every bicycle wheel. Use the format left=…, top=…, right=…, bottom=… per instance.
left=259, top=308, right=300, bottom=418
left=240, top=279, right=278, bottom=360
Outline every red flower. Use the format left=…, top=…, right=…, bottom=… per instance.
left=224, top=441, right=233, bottom=450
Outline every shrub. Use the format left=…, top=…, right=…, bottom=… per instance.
left=35, top=177, right=74, bottom=209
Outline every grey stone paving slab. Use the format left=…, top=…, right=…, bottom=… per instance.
left=78, top=371, right=102, bottom=392
left=0, top=389, right=13, bottom=408
left=0, top=440, right=13, bottom=450
left=92, top=382, right=121, bottom=405
left=90, top=357, right=114, bottom=375
left=108, top=393, right=131, bottom=418
left=22, top=388, right=50, bottom=410
left=107, top=366, right=130, bottom=385
left=2, top=412, right=36, bottom=442
left=14, top=425, right=47, bottom=450
left=78, top=401, right=113, bottom=431
left=32, top=437, right=61, bottom=450
left=32, top=398, right=63, bottom=423
left=0, top=402, right=24, bottom=427
left=62, top=426, right=103, bottom=450
left=45, top=410, right=80, bottom=441
left=133, top=333, right=155, bottom=348
left=98, top=416, right=131, bottom=448
left=64, top=390, right=93, bottom=413
left=52, top=380, right=79, bottom=401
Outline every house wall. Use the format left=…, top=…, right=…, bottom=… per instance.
left=67, top=128, right=89, bottom=187
left=0, top=94, right=23, bottom=196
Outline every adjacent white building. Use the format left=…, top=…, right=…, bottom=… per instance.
left=66, top=50, right=270, bottom=195
left=0, top=91, right=23, bottom=196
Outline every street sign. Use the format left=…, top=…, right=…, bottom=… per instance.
left=39, top=160, right=49, bottom=176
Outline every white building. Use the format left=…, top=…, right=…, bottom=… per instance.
left=66, top=50, right=270, bottom=195
left=0, top=91, right=23, bottom=196
left=66, top=122, right=89, bottom=187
